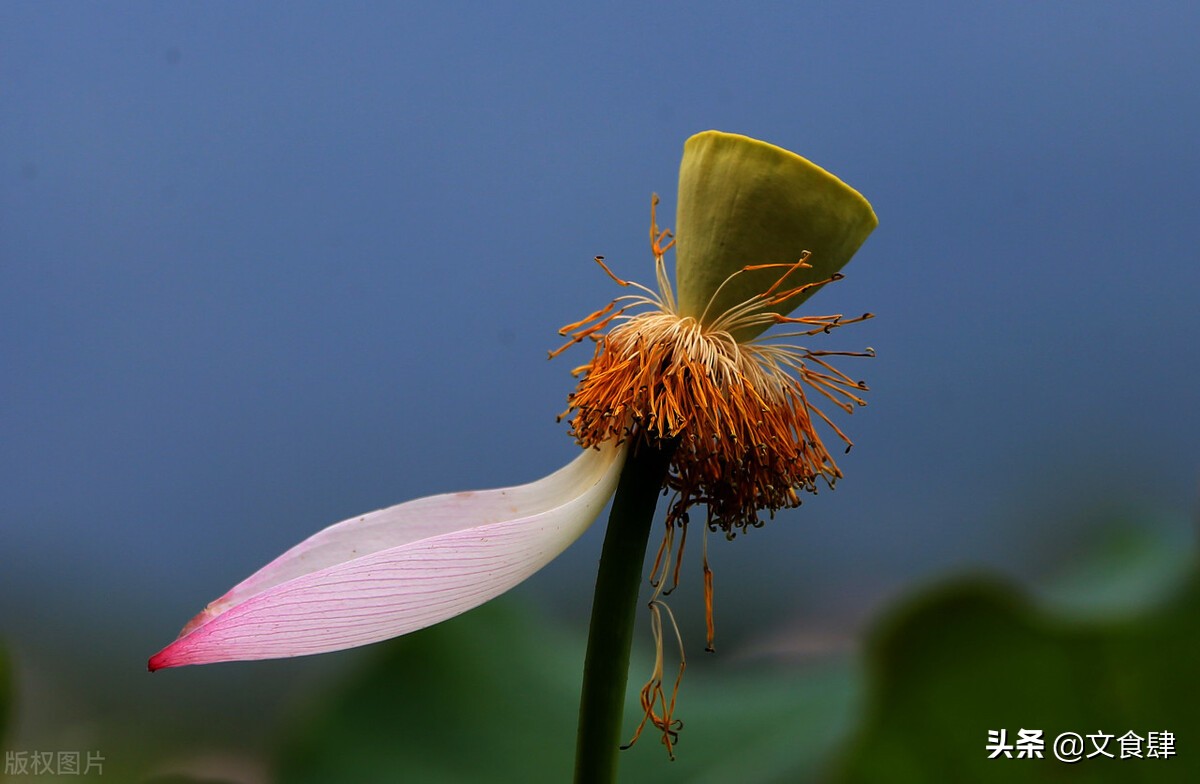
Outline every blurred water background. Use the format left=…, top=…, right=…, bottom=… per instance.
left=2, top=3, right=1198, bottom=781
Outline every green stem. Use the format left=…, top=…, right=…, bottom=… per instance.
left=574, top=439, right=676, bottom=784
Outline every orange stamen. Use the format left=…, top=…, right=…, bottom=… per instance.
left=702, top=528, right=715, bottom=652
left=592, top=255, right=632, bottom=288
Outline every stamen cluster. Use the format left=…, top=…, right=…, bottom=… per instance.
left=553, top=198, right=873, bottom=536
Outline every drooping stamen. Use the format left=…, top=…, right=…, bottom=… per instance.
left=666, top=513, right=688, bottom=596
left=647, top=515, right=675, bottom=591
left=624, top=519, right=688, bottom=759
left=702, top=523, right=715, bottom=653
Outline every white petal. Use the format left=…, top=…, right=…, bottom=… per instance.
left=150, top=441, right=625, bottom=669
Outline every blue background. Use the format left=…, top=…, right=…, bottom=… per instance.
left=2, top=0, right=1198, bottom=774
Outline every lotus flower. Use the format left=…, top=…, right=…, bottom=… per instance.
left=150, top=129, right=878, bottom=744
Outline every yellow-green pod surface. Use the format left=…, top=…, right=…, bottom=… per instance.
left=674, top=131, right=877, bottom=340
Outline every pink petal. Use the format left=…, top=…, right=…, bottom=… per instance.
left=150, top=441, right=625, bottom=670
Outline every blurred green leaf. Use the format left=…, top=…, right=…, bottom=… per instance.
left=833, top=564, right=1200, bottom=783
left=1040, top=522, right=1195, bottom=618
left=276, top=600, right=859, bottom=783
left=276, top=600, right=580, bottom=783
